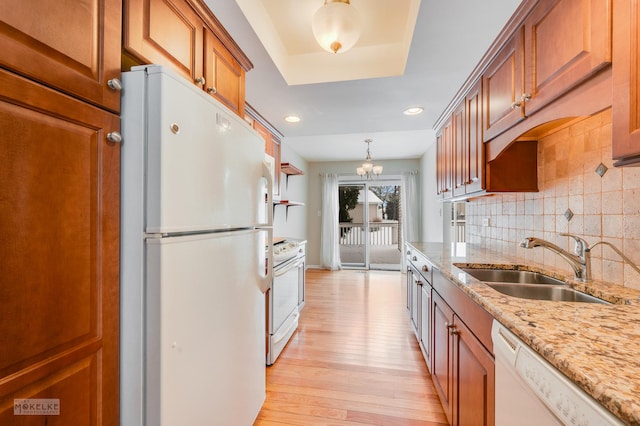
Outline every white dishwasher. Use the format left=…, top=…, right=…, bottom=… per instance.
left=491, top=320, right=623, bottom=426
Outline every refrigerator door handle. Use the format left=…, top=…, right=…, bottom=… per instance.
left=258, top=228, right=273, bottom=294
left=261, top=160, right=273, bottom=227
left=262, top=254, right=273, bottom=294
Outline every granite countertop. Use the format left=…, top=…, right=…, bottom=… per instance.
left=407, top=242, right=640, bottom=426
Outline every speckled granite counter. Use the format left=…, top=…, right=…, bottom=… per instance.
left=407, top=242, right=640, bottom=426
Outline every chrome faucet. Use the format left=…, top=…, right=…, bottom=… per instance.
left=520, top=234, right=640, bottom=282
left=519, top=234, right=589, bottom=281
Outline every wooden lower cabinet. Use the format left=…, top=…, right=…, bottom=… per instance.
left=432, top=291, right=455, bottom=424
left=432, top=291, right=495, bottom=426
left=454, top=317, right=495, bottom=426
left=419, top=284, right=432, bottom=370
left=0, top=69, right=120, bottom=425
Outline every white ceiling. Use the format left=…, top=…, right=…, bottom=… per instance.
left=204, top=0, right=523, bottom=162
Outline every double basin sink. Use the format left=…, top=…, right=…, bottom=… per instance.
left=457, top=266, right=608, bottom=304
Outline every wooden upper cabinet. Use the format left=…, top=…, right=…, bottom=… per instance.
left=523, top=0, right=612, bottom=116
left=123, top=0, right=205, bottom=84
left=483, top=28, right=525, bottom=141
left=247, top=105, right=282, bottom=198
left=0, top=0, right=122, bottom=113
left=436, top=133, right=444, bottom=197
left=612, top=0, right=640, bottom=165
left=465, top=80, right=484, bottom=194
left=123, top=0, right=251, bottom=116
left=439, top=119, right=454, bottom=199
left=482, top=0, right=611, bottom=142
left=452, top=102, right=466, bottom=198
left=0, top=69, right=120, bottom=425
left=204, top=30, right=246, bottom=116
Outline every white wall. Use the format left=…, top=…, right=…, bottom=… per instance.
left=273, top=143, right=308, bottom=240
left=420, top=131, right=443, bottom=242
left=305, top=158, right=421, bottom=268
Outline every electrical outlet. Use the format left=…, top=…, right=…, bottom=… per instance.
left=482, top=217, right=491, bottom=227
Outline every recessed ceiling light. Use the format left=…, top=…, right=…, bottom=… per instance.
left=284, top=115, right=301, bottom=123
left=403, top=107, right=424, bottom=116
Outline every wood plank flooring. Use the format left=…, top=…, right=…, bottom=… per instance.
left=255, top=269, right=447, bottom=426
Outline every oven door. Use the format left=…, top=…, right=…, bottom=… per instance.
left=268, top=257, right=301, bottom=365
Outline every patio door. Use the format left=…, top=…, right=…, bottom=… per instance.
left=339, top=180, right=402, bottom=270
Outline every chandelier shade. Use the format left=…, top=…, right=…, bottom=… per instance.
left=356, top=139, right=383, bottom=179
left=312, top=0, right=362, bottom=54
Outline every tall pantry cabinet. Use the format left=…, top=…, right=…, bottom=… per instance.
left=0, top=0, right=122, bottom=424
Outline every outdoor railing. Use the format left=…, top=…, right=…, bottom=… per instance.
left=339, top=221, right=399, bottom=246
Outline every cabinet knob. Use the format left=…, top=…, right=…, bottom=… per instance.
left=521, top=93, right=532, bottom=102
left=107, top=78, right=122, bottom=91
left=106, top=131, right=122, bottom=143
left=206, top=87, right=217, bottom=94
left=446, top=323, right=459, bottom=335
left=406, top=250, right=411, bottom=255
left=422, top=265, right=429, bottom=272
left=195, top=76, right=206, bottom=86
left=412, top=256, right=417, bottom=261
left=511, top=101, right=522, bottom=110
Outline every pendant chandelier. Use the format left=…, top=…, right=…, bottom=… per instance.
left=356, top=139, right=383, bottom=179
left=312, top=0, right=362, bottom=54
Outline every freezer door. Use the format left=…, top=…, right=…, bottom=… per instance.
left=141, top=66, right=271, bottom=233
left=144, top=230, right=268, bottom=426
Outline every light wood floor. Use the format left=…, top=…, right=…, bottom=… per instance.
left=255, top=269, right=447, bottom=425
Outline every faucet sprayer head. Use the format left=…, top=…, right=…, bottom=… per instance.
left=519, top=237, right=536, bottom=249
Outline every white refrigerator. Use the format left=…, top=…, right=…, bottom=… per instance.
left=119, top=65, right=272, bottom=426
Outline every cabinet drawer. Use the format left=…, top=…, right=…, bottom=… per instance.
left=407, top=248, right=433, bottom=284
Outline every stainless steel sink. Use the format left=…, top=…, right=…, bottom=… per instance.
left=458, top=266, right=608, bottom=304
left=460, top=268, right=565, bottom=285
left=486, top=283, right=608, bottom=304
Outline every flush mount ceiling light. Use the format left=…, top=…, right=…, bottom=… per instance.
left=312, top=0, right=362, bottom=54
left=356, top=139, right=383, bottom=179
left=284, top=115, right=301, bottom=123
left=403, top=107, right=424, bottom=116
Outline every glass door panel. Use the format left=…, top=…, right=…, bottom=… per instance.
left=338, top=184, right=366, bottom=268
left=368, top=184, right=401, bottom=270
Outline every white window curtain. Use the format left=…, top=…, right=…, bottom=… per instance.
left=401, top=171, right=420, bottom=271
left=320, top=173, right=341, bottom=270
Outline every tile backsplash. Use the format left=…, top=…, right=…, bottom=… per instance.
left=466, top=108, right=640, bottom=289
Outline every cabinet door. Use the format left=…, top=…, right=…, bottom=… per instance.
left=453, top=317, right=495, bottom=426
left=432, top=292, right=454, bottom=424
left=452, top=102, right=466, bottom=198
left=254, top=120, right=281, bottom=198
left=523, top=0, right=612, bottom=116
left=613, top=0, right=640, bottom=164
left=204, top=29, right=246, bottom=116
left=440, top=119, right=454, bottom=199
left=0, top=0, right=122, bottom=112
left=465, top=80, right=484, bottom=194
left=436, top=132, right=445, bottom=197
left=420, top=284, right=432, bottom=372
left=408, top=267, right=422, bottom=339
left=483, top=28, right=525, bottom=141
left=123, top=0, right=204, bottom=85
left=0, top=70, right=120, bottom=425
